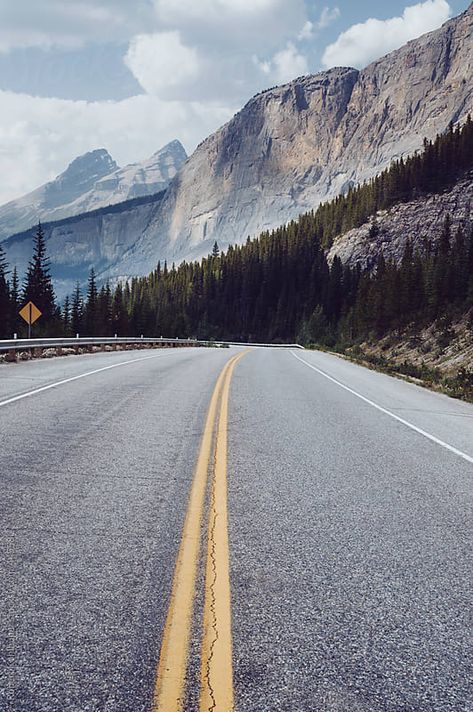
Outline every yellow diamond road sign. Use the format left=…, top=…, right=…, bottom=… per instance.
left=19, top=301, right=42, bottom=326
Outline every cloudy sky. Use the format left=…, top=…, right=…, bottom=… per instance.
left=0, top=0, right=469, bottom=204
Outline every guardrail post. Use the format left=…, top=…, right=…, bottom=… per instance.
left=6, top=348, right=18, bottom=363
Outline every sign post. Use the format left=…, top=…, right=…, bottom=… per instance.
left=19, top=301, right=42, bottom=338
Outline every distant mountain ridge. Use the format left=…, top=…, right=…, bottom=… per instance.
left=2, top=191, right=167, bottom=299
left=0, top=139, right=187, bottom=242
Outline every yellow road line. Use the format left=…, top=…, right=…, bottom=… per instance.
left=152, top=351, right=246, bottom=712
left=200, top=351, right=247, bottom=712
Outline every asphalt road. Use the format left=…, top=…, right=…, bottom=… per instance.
left=2, top=347, right=473, bottom=711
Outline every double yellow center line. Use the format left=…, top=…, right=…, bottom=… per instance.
left=152, top=351, right=248, bottom=712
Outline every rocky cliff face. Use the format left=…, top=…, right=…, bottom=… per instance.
left=2, top=194, right=164, bottom=299
left=0, top=140, right=187, bottom=242
left=328, top=173, right=473, bottom=269
left=116, top=2, right=473, bottom=276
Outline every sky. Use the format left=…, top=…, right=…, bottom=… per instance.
left=0, top=0, right=470, bottom=204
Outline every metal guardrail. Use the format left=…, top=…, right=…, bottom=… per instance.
left=0, top=336, right=304, bottom=356
left=0, top=336, right=196, bottom=352
left=213, top=341, right=304, bottom=349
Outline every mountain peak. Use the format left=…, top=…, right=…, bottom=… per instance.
left=58, top=148, right=118, bottom=182
left=40, top=148, right=119, bottom=211
left=151, top=140, right=187, bottom=161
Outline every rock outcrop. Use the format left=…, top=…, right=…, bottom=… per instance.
left=328, top=173, right=473, bottom=269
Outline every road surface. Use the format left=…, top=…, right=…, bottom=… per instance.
left=1, top=346, right=473, bottom=711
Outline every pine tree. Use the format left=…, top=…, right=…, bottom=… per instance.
left=71, top=283, right=83, bottom=336
left=62, top=295, right=71, bottom=335
left=368, top=216, right=380, bottom=239
left=22, top=223, right=56, bottom=331
left=96, top=283, right=112, bottom=335
left=0, top=244, right=10, bottom=338
left=430, top=215, right=452, bottom=315
left=85, top=268, right=98, bottom=335
left=111, top=283, right=127, bottom=335
left=9, top=266, right=20, bottom=336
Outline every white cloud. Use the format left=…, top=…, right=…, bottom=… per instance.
left=153, top=0, right=306, bottom=49
left=155, top=0, right=278, bottom=22
left=0, top=90, right=234, bottom=204
left=124, top=0, right=311, bottom=101
left=298, top=6, right=340, bottom=40
left=253, top=42, right=309, bottom=85
left=298, top=21, right=315, bottom=40
left=322, top=0, right=451, bottom=69
left=124, top=32, right=201, bottom=97
left=317, top=7, right=341, bottom=30
left=0, top=0, right=154, bottom=52
left=271, top=43, right=309, bottom=83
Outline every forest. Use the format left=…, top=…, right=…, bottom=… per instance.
left=0, top=116, right=472, bottom=347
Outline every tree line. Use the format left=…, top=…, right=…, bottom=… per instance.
left=0, top=116, right=472, bottom=344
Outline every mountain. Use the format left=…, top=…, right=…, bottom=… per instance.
left=121, top=2, right=472, bottom=275
left=0, top=140, right=187, bottom=242
left=2, top=3, right=473, bottom=294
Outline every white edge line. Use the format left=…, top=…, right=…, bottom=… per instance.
left=0, top=352, right=176, bottom=408
left=291, top=351, right=473, bottom=466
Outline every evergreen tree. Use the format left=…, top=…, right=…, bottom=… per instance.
left=71, top=283, right=83, bottom=336
left=9, top=266, right=20, bottom=336
left=0, top=244, right=10, bottom=338
left=96, top=283, right=112, bottom=335
left=22, top=223, right=56, bottom=330
left=111, top=283, right=128, bottom=335
left=62, top=295, right=71, bottom=336
left=85, top=268, right=98, bottom=335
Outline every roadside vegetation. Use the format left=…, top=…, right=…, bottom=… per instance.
left=331, top=346, right=473, bottom=403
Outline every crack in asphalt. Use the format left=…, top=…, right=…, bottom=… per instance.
left=203, top=450, right=219, bottom=712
